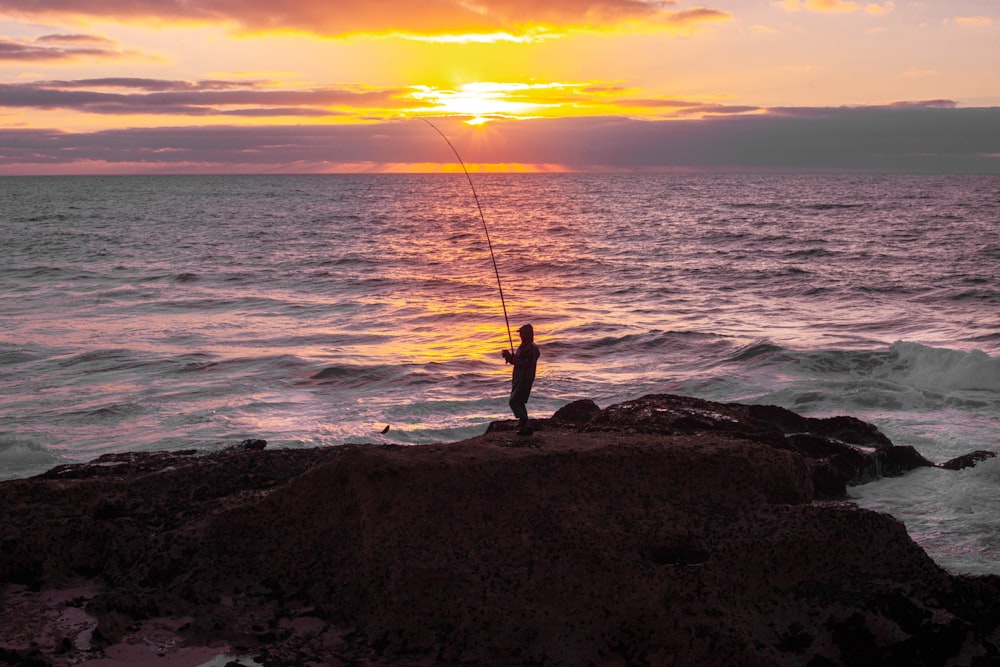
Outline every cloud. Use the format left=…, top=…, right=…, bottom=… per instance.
left=777, top=0, right=860, bottom=13
left=0, top=79, right=415, bottom=117
left=0, top=0, right=730, bottom=38
left=0, top=78, right=758, bottom=121
left=615, top=98, right=761, bottom=116
left=884, top=99, right=955, bottom=109
left=0, top=33, right=130, bottom=62
left=39, top=78, right=272, bottom=91
left=2, top=103, right=998, bottom=174
left=663, top=7, right=731, bottom=29
left=767, top=99, right=956, bottom=117
left=864, top=1, right=895, bottom=15
left=954, top=16, right=993, bottom=28
left=35, top=34, right=116, bottom=45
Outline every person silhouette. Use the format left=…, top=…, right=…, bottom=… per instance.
left=501, top=324, right=541, bottom=435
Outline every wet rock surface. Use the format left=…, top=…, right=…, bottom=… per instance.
left=2, top=394, right=998, bottom=666
left=939, top=450, right=998, bottom=471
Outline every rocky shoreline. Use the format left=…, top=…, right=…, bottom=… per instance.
left=2, top=393, right=998, bottom=666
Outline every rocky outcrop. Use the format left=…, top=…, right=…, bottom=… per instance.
left=512, top=393, right=936, bottom=499
left=940, top=450, right=997, bottom=471
left=1, top=394, right=998, bottom=667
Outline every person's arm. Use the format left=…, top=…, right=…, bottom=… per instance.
left=503, top=345, right=537, bottom=368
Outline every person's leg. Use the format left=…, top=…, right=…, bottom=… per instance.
left=510, top=397, right=528, bottom=422
left=510, top=397, right=532, bottom=435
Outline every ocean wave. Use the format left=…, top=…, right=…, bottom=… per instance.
left=0, top=437, right=57, bottom=479
left=881, top=341, right=1000, bottom=392
left=805, top=203, right=866, bottom=210
left=2, top=265, right=91, bottom=280
left=785, top=248, right=836, bottom=258
left=707, top=342, right=999, bottom=418
left=56, top=349, right=164, bottom=373
left=153, top=296, right=286, bottom=311
left=0, top=346, right=42, bottom=366
left=308, top=363, right=406, bottom=389
left=970, top=332, right=1000, bottom=345
left=573, top=330, right=700, bottom=354
left=853, top=284, right=915, bottom=295
left=726, top=341, right=787, bottom=363
left=65, top=402, right=146, bottom=423
left=949, top=289, right=1000, bottom=303
left=728, top=201, right=783, bottom=210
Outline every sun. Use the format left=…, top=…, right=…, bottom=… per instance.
left=410, top=82, right=549, bottom=123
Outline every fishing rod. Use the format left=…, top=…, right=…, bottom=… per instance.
left=422, top=117, right=514, bottom=353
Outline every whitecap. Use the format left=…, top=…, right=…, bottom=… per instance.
left=0, top=437, right=58, bottom=479
left=882, top=341, right=1000, bottom=392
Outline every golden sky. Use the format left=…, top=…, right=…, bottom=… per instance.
left=1, top=0, right=998, bottom=173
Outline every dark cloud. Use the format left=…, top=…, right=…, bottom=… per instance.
left=4, top=79, right=766, bottom=120
left=219, top=107, right=342, bottom=117
left=0, top=80, right=414, bottom=116
left=1, top=105, right=998, bottom=174
left=617, top=98, right=762, bottom=115
left=35, top=33, right=116, bottom=45
left=0, top=0, right=728, bottom=37
left=770, top=100, right=959, bottom=117
left=885, top=99, right=957, bottom=109
left=0, top=34, right=124, bottom=62
left=37, top=78, right=270, bottom=91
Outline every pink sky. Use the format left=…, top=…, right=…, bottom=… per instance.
left=1, top=0, right=998, bottom=173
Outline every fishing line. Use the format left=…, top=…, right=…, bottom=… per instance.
left=422, top=117, right=514, bottom=353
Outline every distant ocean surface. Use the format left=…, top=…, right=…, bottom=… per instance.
left=2, top=173, right=998, bottom=574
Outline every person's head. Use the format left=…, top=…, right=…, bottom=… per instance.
left=518, top=323, right=534, bottom=344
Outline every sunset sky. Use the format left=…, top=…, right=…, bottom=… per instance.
left=1, top=0, right=998, bottom=174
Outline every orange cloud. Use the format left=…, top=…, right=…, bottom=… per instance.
left=405, top=81, right=755, bottom=122
left=954, top=16, right=993, bottom=28
left=864, top=2, right=895, bottom=15
left=0, top=0, right=730, bottom=38
left=2, top=76, right=765, bottom=127
left=777, top=0, right=860, bottom=13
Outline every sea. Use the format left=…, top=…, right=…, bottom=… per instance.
left=1, top=173, right=998, bottom=575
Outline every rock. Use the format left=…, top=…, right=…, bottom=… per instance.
left=232, top=438, right=267, bottom=451
left=939, top=450, right=997, bottom=470
left=0, top=647, right=53, bottom=667
left=745, top=404, right=894, bottom=447
left=572, top=393, right=935, bottom=492
left=881, top=444, right=935, bottom=476
left=2, top=394, right=998, bottom=667
left=551, top=398, right=601, bottom=425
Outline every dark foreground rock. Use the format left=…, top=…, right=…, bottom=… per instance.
left=940, top=450, right=998, bottom=471
left=551, top=394, right=937, bottom=498
left=1, top=394, right=998, bottom=667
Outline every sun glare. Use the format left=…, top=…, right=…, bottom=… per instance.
left=411, top=82, right=552, bottom=123
left=401, top=31, right=555, bottom=44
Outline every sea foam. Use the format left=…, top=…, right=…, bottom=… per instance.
left=882, top=341, right=1000, bottom=392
